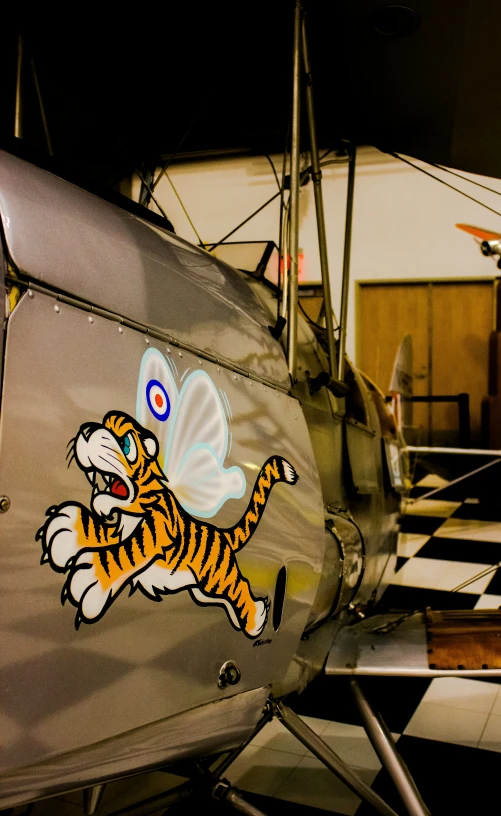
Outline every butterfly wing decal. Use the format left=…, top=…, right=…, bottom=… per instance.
left=165, top=370, right=245, bottom=517
left=136, top=348, right=178, bottom=470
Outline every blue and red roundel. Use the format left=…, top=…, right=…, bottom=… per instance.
left=146, top=379, right=171, bottom=421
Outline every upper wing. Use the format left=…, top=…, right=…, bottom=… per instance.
left=136, top=348, right=178, bottom=470
left=164, top=370, right=245, bottom=517
left=455, top=223, right=501, bottom=241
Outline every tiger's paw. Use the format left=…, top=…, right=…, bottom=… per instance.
left=247, top=597, right=270, bottom=638
left=63, top=552, right=112, bottom=627
left=38, top=504, right=82, bottom=571
left=281, top=459, right=298, bottom=485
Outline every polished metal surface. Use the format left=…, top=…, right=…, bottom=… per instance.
left=251, top=279, right=400, bottom=625
left=287, top=1, right=302, bottom=381
left=0, top=139, right=407, bottom=809
left=337, top=146, right=356, bottom=382
left=0, top=687, right=269, bottom=809
left=345, top=421, right=379, bottom=494
left=0, top=288, right=324, bottom=803
left=301, top=13, right=337, bottom=377
left=351, top=680, right=430, bottom=816
left=274, top=702, right=398, bottom=816
left=0, top=151, right=289, bottom=390
left=326, top=513, right=365, bottom=618
left=326, top=613, right=501, bottom=677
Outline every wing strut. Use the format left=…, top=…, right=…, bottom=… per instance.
left=286, top=1, right=302, bottom=381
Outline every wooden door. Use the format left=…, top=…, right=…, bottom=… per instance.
left=357, top=280, right=494, bottom=446
left=358, top=282, right=430, bottom=443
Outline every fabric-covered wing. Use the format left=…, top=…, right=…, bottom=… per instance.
left=165, top=370, right=245, bottom=517
left=136, top=348, right=178, bottom=470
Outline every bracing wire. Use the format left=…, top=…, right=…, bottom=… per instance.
left=265, top=154, right=281, bottom=192
left=150, top=91, right=215, bottom=195
left=389, top=152, right=501, bottom=220
left=164, top=171, right=203, bottom=244
left=206, top=191, right=282, bottom=252
left=433, top=163, right=501, bottom=199
left=134, top=165, right=173, bottom=227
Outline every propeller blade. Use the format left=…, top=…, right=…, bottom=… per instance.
left=455, top=223, right=501, bottom=241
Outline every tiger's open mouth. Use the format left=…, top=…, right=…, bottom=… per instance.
left=86, top=470, right=130, bottom=500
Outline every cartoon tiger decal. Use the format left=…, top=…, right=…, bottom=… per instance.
left=37, top=411, right=298, bottom=637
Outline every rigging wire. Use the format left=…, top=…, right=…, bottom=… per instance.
left=265, top=154, right=281, bottom=192
left=206, top=190, right=282, bottom=252
left=164, top=171, right=203, bottom=244
left=389, top=152, right=501, bottom=220
left=131, top=164, right=173, bottom=228
left=298, top=298, right=329, bottom=331
left=433, top=162, right=501, bottom=199
left=150, top=91, right=215, bottom=195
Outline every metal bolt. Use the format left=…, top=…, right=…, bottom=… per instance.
left=167, top=347, right=171, bottom=354
left=88, top=316, right=94, bottom=323
left=54, top=304, right=60, bottom=313
left=0, top=496, right=11, bottom=513
left=145, top=337, right=149, bottom=344
left=28, top=290, right=33, bottom=298
left=118, top=327, right=123, bottom=334
left=179, top=351, right=183, bottom=357
left=234, top=375, right=237, bottom=380
left=217, top=660, right=241, bottom=689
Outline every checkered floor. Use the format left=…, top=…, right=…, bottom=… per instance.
left=7, top=470, right=501, bottom=815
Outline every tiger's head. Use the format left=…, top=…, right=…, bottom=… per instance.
left=73, top=412, right=166, bottom=520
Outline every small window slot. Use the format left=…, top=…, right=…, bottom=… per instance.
left=273, top=566, right=287, bottom=632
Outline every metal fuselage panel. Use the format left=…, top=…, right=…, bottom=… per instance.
left=0, top=687, right=270, bottom=810
left=0, top=291, right=324, bottom=779
left=252, top=282, right=400, bottom=622
left=0, top=151, right=289, bottom=389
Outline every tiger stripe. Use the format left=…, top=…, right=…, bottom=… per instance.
left=46, top=412, right=297, bottom=636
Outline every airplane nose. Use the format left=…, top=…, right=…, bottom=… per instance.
left=80, top=422, right=101, bottom=441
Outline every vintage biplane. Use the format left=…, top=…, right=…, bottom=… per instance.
left=2, top=3, right=501, bottom=816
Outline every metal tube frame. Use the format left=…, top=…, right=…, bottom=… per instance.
left=15, top=34, right=23, bottom=140
left=350, top=680, right=430, bottom=816
left=337, top=145, right=357, bottom=381
left=31, top=56, right=54, bottom=157
left=280, top=191, right=290, bottom=321
left=301, top=14, right=338, bottom=377
left=214, top=780, right=269, bottom=816
left=83, top=782, right=106, bottom=815
left=272, top=700, right=399, bottom=816
left=286, top=0, right=302, bottom=381
left=211, top=706, right=274, bottom=778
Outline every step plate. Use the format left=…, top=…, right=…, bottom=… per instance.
left=325, top=612, right=501, bottom=678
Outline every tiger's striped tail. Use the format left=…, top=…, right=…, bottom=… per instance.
left=223, top=455, right=298, bottom=553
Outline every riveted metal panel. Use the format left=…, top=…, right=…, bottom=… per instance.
left=0, top=151, right=289, bottom=389
left=0, top=291, right=323, bottom=781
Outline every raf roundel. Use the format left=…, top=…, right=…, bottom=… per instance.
left=146, top=379, right=171, bottom=421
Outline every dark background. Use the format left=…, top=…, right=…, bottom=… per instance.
left=1, top=1, right=500, bottom=191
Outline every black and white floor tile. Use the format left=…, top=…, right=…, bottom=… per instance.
left=10, top=471, right=501, bottom=815
left=223, top=471, right=501, bottom=814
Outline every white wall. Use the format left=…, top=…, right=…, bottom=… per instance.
left=140, top=147, right=501, bottom=361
